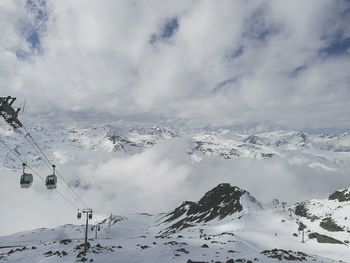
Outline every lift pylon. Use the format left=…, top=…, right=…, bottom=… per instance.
left=0, top=96, right=23, bottom=129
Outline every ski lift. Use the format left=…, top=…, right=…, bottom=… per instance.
left=0, top=96, right=23, bottom=129
left=77, top=210, right=82, bottom=219
left=46, top=165, right=57, bottom=190
left=20, top=163, right=33, bottom=189
left=89, top=213, right=93, bottom=220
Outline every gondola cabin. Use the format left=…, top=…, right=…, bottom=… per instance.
left=46, top=164, right=57, bottom=189
left=20, top=163, right=33, bottom=189
left=20, top=173, right=33, bottom=189
left=46, top=174, right=57, bottom=189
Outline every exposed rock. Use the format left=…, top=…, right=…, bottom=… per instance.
left=160, top=184, right=262, bottom=234
left=59, top=239, right=72, bottom=245
left=319, top=217, right=344, bottom=232
left=261, top=248, right=309, bottom=261
left=308, top=232, right=344, bottom=244
left=329, top=189, right=350, bottom=202
left=176, top=248, right=189, bottom=254
left=244, top=135, right=262, bottom=145
left=294, top=202, right=319, bottom=221
left=140, top=245, right=150, bottom=249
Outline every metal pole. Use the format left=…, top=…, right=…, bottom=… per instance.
left=84, top=211, right=89, bottom=253
left=95, top=226, right=97, bottom=239
left=302, top=230, right=304, bottom=243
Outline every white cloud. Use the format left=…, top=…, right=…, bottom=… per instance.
left=0, top=0, right=349, bottom=129
left=2, top=131, right=350, bottom=235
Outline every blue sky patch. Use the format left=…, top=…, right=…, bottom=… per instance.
left=150, top=17, right=179, bottom=44
left=15, top=0, right=49, bottom=59
left=320, top=35, right=350, bottom=57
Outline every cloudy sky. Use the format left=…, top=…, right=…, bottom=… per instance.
left=0, top=0, right=350, bottom=235
left=1, top=0, right=349, bottom=129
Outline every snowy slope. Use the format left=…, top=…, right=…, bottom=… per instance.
left=1, top=184, right=349, bottom=263
left=293, top=188, right=350, bottom=248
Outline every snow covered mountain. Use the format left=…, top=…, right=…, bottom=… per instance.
left=0, top=123, right=349, bottom=172
left=1, top=183, right=349, bottom=262
left=158, top=183, right=262, bottom=234
left=293, top=188, right=350, bottom=245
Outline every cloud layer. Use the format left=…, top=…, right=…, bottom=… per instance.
left=2, top=136, right=349, bottom=235
left=0, top=0, right=349, bottom=129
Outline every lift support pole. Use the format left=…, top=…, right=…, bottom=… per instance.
left=82, top=209, right=93, bottom=253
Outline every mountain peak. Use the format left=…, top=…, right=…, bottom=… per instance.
left=195, top=183, right=247, bottom=214
left=159, top=183, right=262, bottom=234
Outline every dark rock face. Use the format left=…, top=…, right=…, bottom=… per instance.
left=244, top=135, right=261, bottom=145
left=294, top=202, right=319, bottom=221
left=189, top=183, right=246, bottom=221
left=308, top=232, right=344, bottom=244
left=160, top=183, right=261, bottom=234
left=319, top=217, right=344, bottom=232
left=59, top=239, right=72, bottom=245
left=163, top=201, right=195, bottom=224
left=294, top=203, right=308, bottom=217
left=261, top=249, right=310, bottom=261
left=329, top=189, right=350, bottom=202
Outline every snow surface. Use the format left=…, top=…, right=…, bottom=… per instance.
left=0, top=208, right=347, bottom=262
left=1, top=197, right=350, bottom=262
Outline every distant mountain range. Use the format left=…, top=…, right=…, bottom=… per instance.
left=1, top=124, right=349, bottom=172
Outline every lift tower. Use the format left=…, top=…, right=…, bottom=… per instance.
left=77, top=209, right=93, bottom=253
left=0, top=96, right=23, bottom=129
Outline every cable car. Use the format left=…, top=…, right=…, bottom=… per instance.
left=89, top=213, right=93, bottom=220
left=46, top=165, right=57, bottom=190
left=20, top=163, right=33, bottom=189
left=20, top=173, right=33, bottom=189
left=77, top=210, right=82, bottom=219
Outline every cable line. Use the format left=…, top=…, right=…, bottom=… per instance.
left=53, top=188, right=80, bottom=210
left=20, top=129, right=87, bottom=207
left=0, top=97, right=89, bottom=211
left=0, top=137, right=80, bottom=210
left=18, top=125, right=89, bottom=208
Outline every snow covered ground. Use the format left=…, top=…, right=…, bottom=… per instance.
left=1, top=184, right=349, bottom=263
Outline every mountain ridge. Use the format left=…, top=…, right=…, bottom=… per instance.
left=1, top=124, right=349, bottom=173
